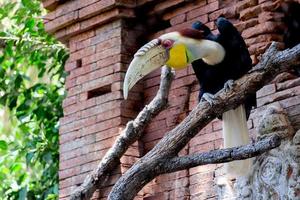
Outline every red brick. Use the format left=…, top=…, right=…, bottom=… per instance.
left=245, top=34, right=282, bottom=47
left=189, top=142, right=214, bottom=154
left=96, top=37, right=121, bottom=52
left=257, top=85, right=300, bottom=107
left=59, top=185, right=75, bottom=198
left=162, top=0, right=207, bottom=20
left=42, top=0, right=59, bottom=11
left=239, top=5, right=262, bottom=21
left=212, top=120, right=222, bottom=131
left=45, top=11, right=79, bottom=33
left=69, top=63, right=96, bottom=79
left=80, top=9, right=120, bottom=31
left=236, top=0, right=258, bottom=12
left=272, top=72, right=298, bottom=84
left=189, top=164, right=217, bottom=175
left=69, top=46, right=96, bottom=62
left=79, top=0, right=115, bottom=19
left=242, top=21, right=284, bottom=39
left=81, top=73, right=122, bottom=92
left=189, top=171, right=214, bottom=185
left=256, top=83, right=276, bottom=98
left=153, top=0, right=185, bottom=13
left=248, top=42, right=271, bottom=55
left=170, top=14, right=186, bottom=26
left=208, top=6, right=237, bottom=21
left=261, top=0, right=281, bottom=12
left=187, top=1, right=219, bottom=20
left=258, top=11, right=284, bottom=23
left=235, top=18, right=258, bottom=33
left=81, top=117, right=124, bottom=135
left=81, top=101, right=121, bottom=118
left=65, top=61, right=78, bottom=72
left=82, top=45, right=121, bottom=65
left=277, top=77, right=300, bottom=91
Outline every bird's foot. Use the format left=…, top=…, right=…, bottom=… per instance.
left=201, top=93, right=217, bottom=106
left=224, top=79, right=235, bottom=92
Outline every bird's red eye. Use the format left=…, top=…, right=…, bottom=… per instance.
left=162, top=39, right=174, bottom=49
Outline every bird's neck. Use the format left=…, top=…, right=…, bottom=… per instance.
left=188, top=39, right=225, bottom=65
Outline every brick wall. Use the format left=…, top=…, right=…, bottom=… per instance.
left=43, top=0, right=300, bottom=199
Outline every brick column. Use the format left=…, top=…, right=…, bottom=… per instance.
left=43, top=1, right=145, bottom=199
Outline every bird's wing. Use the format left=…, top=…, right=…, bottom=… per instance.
left=215, top=17, right=252, bottom=68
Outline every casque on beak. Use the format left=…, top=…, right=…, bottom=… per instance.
left=123, top=38, right=169, bottom=99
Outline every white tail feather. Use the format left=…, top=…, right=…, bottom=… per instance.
left=222, top=104, right=251, bottom=178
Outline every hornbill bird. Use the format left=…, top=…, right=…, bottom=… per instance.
left=191, top=19, right=256, bottom=178
left=123, top=17, right=255, bottom=178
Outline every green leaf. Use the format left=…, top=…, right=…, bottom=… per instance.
left=25, top=18, right=35, bottom=30
left=0, top=140, right=8, bottom=151
left=10, top=163, right=22, bottom=173
left=26, top=152, right=34, bottom=165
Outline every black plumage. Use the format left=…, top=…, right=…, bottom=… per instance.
left=282, top=1, right=300, bottom=49
left=191, top=17, right=256, bottom=119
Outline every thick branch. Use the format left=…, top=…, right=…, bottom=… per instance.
left=70, top=66, right=174, bottom=199
left=162, top=134, right=281, bottom=174
left=108, top=43, right=300, bottom=200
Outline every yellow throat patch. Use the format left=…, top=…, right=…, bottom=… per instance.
left=166, top=44, right=188, bottom=70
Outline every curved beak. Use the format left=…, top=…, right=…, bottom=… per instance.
left=123, top=39, right=168, bottom=99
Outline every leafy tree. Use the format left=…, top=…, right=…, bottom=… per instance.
left=0, top=0, right=68, bottom=199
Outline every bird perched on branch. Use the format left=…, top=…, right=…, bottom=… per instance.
left=191, top=19, right=256, bottom=178
left=123, top=17, right=255, bottom=178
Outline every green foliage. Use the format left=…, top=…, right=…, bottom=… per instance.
left=0, top=0, right=68, bottom=199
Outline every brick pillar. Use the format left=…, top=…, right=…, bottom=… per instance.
left=42, top=1, right=145, bottom=199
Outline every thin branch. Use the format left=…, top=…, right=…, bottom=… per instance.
left=108, top=43, right=300, bottom=200
left=70, top=66, right=174, bottom=199
left=161, top=134, right=281, bottom=174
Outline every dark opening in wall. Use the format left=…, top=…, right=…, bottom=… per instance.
left=76, top=59, right=82, bottom=68
left=87, top=84, right=112, bottom=99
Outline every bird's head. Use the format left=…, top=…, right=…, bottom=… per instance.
left=123, top=28, right=225, bottom=99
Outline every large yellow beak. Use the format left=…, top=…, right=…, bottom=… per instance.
left=123, top=39, right=168, bottom=99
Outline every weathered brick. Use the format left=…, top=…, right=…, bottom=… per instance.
left=239, top=5, right=262, bottom=21
left=248, top=41, right=271, bottom=55
left=45, top=11, right=79, bottom=33
left=235, top=18, right=258, bottom=33
left=80, top=9, right=120, bottom=31
left=245, top=34, right=282, bottom=47
left=42, top=0, right=59, bottom=11
left=236, top=0, right=258, bottom=12
left=153, top=0, right=185, bottom=13
left=256, top=83, right=276, bottom=98
left=69, top=45, right=96, bottom=62
left=79, top=0, right=115, bottom=19
left=208, top=6, right=237, bottom=21
left=187, top=1, right=219, bottom=20
left=170, top=14, right=186, bottom=26
left=277, top=77, right=300, bottom=91
left=257, top=85, right=300, bottom=107
left=163, top=0, right=207, bottom=20
left=242, top=21, right=284, bottom=39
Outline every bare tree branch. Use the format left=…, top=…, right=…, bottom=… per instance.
left=161, top=134, right=281, bottom=174
left=108, top=43, right=300, bottom=200
left=70, top=66, right=175, bottom=199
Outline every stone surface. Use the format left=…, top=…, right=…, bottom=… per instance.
left=217, top=105, right=300, bottom=200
